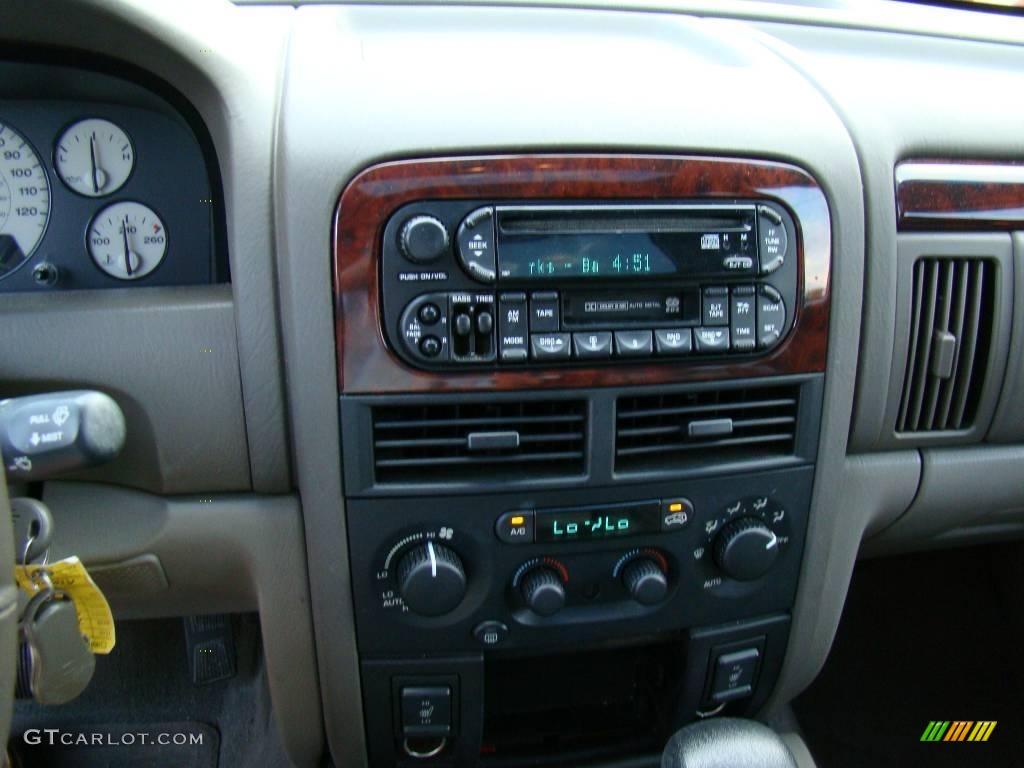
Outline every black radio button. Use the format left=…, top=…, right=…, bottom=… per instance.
left=498, top=292, right=529, bottom=362
left=454, top=313, right=472, bottom=337
left=477, top=311, right=494, bottom=335
left=654, top=328, right=692, bottom=355
left=457, top=206, right=497, bottom=283
left=730, top=287, right=757, bottom=352
left=419, top=335, right=442, bottom=358
left=758, top=206, right=787, bottom=274
left=418, top=303, right=441, bottom=326
left=757, top=286, right=787, bottom=349
left=531, top=333, right=571, bottom=361
left=529, top=292, right=560, bottom=333
left=723, top=255, right=754, bottom=272
left=694, top=327, right=730, bottom=352
left=614, top=330, right=653, bottom=357
left=573, top=331, right=613, bottom=359
left=702, top=287, right=729, bottom=327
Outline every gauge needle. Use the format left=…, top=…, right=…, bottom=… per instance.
left=89, top=134, right=100, bottom=194
left=121, top=217, right=133, bottom=276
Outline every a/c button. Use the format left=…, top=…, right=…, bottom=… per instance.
left=496, top=510, right=535, bottom=544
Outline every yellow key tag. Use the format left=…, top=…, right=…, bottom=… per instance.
left=15, top=557, right=116, bottom=655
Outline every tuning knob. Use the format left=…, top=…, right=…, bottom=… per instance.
left=399, top=215, right=449, bottom=263
left=622, top=557, right=668, bottom=606
left=713, top=518, right=779, bottom=581
left=396, top=541, right=467, bottom=617
left=520, top=566, right=566, bottom=617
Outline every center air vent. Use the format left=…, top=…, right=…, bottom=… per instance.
left=896, top=257, right=995, bottom=434
left=615, top=385, right=799, bottom=473
left=372, top=400, right=586, bottom=484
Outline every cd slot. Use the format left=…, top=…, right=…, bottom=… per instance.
left=496, top=205, right=754, bottom=235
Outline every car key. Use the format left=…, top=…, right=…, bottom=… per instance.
left=11, top=497, right=54, bottom=565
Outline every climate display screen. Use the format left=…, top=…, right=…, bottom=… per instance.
left=536, top=501, right=662, bottom=543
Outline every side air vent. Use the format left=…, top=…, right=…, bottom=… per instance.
left=896, top=258, right=995, bottom=434
left=615, top=385, right=799, bottom=474
left=372, top=400, right=586, bottom=484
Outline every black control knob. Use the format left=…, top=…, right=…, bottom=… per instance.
left=396, top=541, right=467, bottom=617
left=400, top=215, right=449, bottom=263
left=713, top=518, right=779, bottom=581
left=520, top=567, right=566, bottom=617
left=622, top=557, right=668, bottom=606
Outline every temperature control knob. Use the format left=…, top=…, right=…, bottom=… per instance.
left=714, top=518, right=779, bottom=581
left=622, top=557, right=668, bottom=606
left=520, top=566, right=566, bottom=617
left=399, top=215, right=449, bottom=263
left=396, top=541, right=467, bottom=617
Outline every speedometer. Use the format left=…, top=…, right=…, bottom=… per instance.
left=0, top=122, right=50, bottom=280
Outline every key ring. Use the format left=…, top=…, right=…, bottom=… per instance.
left=20, top=532, right=35, bottom=567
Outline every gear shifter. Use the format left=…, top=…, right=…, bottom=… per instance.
left=661, top=718, right=798, bottom=768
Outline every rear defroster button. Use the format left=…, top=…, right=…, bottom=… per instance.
left=473, top=620, right=509, bottom=647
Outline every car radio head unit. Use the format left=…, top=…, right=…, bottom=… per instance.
left=379, top=199, right=797, bottom=370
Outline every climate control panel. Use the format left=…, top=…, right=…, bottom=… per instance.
left=348, top=466, right=812, bottom=657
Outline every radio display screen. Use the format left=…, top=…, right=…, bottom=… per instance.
left=535, top=501, right=662, bottom=543
left=495, top=206, right=756, bottom=281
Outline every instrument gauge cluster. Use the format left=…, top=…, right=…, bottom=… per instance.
left=0, top=65, right=222, bottom=292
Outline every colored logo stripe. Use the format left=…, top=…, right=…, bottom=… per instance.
left=968, top=722, right=997, bottom=742
left=921, top=720, right=996, bottom=742
left=944, top=721, right=973, bottom=741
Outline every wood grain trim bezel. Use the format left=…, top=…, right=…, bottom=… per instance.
left=896, top=161, right=1024, bottom=231
left=333, top=155, right=831, bottom=394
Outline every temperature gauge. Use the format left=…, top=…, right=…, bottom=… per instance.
left=55, top=118, right=134, bottom=197
left=87, top=201, right=167, bottom=280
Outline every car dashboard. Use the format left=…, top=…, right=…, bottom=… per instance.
left=1, top=1, right=1023, bottom=766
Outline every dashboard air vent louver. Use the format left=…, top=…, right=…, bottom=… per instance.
left=615, top=385, right=799, bottom=473
left=372, top=400, right=586, bottom=484
left=896, top=258, right=995, bottom=434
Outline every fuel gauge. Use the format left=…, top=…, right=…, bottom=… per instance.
left=87, top=201, right=167, bottom=280
left=55, top=118, right=134, bottom=197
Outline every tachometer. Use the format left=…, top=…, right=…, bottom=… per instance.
left=0, top=123, right=50, bottom=280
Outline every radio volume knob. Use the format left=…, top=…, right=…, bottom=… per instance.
left=400, top=215, right=449, bottom=263
left=396, top=541, right=467, bottom=617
